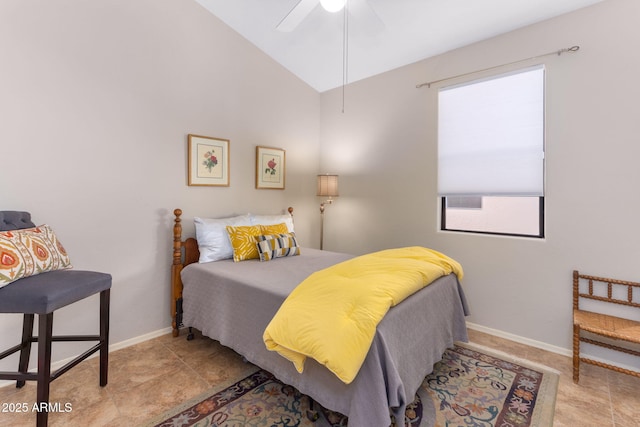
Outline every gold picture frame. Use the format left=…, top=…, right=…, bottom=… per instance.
left=188, top=134, right=230, bottom=187
left=256, top=146, right=285, bottom=190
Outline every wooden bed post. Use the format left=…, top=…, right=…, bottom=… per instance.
left=171, top=209, right=184, bottom=337
left=171, top=208, right=202, bottom=338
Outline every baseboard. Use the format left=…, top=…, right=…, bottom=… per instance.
left=466, top=321, right=571, bottom=357
left=107, top=327, right=173, bottom=353
left=4, top=323, right=636, bottom=390
left=466, top=321, right=640, bottom=374
left=0, top=327, right=173, bottom=389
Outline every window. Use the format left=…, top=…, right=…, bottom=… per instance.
left=438, top=66, right=545, bottom=238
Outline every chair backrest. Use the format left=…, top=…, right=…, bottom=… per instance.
left=573, top=270, right=640, bottom=311
left=0, top=211, right=36, bottom=231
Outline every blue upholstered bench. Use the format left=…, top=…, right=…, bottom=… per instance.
left=0, top=211, right=111, bottom=427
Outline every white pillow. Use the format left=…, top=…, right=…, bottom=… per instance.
left=194, top=214, right=252, bottom=262
left=250, top=214, right=294, bottom=233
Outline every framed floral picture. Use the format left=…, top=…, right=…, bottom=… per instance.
left=256, top=146, right=285, bottom=189
left=188, top=134, right=230, bottom=186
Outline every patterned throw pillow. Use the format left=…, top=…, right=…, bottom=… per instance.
left=226, top=225, right=263, bottom=262
left=260, top=223, right=289, bottom=235
left=250, top=214, right=295, bottom=233
left=255, top=233, right=301, bottom=262
left=0, top=224, right=73, bottom=287
left=226, top=224, right=291, bottom=262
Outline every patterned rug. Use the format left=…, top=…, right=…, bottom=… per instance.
left=147, top=342, right=559, bottom=427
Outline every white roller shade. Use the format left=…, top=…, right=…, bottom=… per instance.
left=438, top=66, right=544, bottom=196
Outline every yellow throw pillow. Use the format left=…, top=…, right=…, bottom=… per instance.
left=226, top=225, right=264, bottom=262
left=0, top=224, right=72, bottom=287
left=260, top=223, right=289, bottom=235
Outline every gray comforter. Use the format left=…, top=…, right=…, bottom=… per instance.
left=182, top=248, right=469, bottom=427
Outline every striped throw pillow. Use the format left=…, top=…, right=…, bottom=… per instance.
left=255, top=233, right=300, bottom=262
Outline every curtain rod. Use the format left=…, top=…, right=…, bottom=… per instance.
left=416, top=45, right=580, bottom=89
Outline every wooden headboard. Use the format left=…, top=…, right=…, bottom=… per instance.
left=170, top=207, right=294, bottom=337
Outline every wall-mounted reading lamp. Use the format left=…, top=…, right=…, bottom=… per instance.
left=317, top=174, right=339, bottom=250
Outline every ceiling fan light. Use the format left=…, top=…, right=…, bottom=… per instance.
left=320, top=0, right=345, bottom=13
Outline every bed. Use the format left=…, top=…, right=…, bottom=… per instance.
left=170, top=208, right=469, bottom=427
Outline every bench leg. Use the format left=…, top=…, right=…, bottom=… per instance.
left=36, top=312, right=53, bottom=427
left=17, top=313, right=34, bottom=388
left=99, top=289, right=110, bottom=387
left=572, top=324, right=580, bottom=383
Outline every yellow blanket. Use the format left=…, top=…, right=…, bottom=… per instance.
left=263, top=246, right=463, bottom=384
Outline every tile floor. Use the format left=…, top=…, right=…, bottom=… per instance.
left=0, top=328, right=638, bottom=426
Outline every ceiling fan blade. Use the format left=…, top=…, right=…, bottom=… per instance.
left=277, top=0, right=320, bottom=32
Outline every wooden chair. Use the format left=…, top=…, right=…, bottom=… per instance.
left=573, top=270, right=640, bottom=382
left=0, top=211, right=111, bottom=427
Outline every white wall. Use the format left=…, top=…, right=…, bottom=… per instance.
left=0, top=0, right=321, bottom=371
left=319, top=0, right=640, bottom=365
left=3, top=0, right=638, bottom=374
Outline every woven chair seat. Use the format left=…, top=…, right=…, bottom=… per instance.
left=574, top=309, right=640, bottom=343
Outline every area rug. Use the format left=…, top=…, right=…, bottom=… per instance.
left=147, top=341, right=559, bottom=427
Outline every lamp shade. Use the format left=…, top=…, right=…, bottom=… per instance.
left=317, top=174, right=339, bottom=198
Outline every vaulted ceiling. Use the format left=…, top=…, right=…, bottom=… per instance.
left=195, top=0, right=604, bottom=92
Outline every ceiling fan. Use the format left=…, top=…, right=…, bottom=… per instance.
left=277, top=0, right=383, bottom=33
